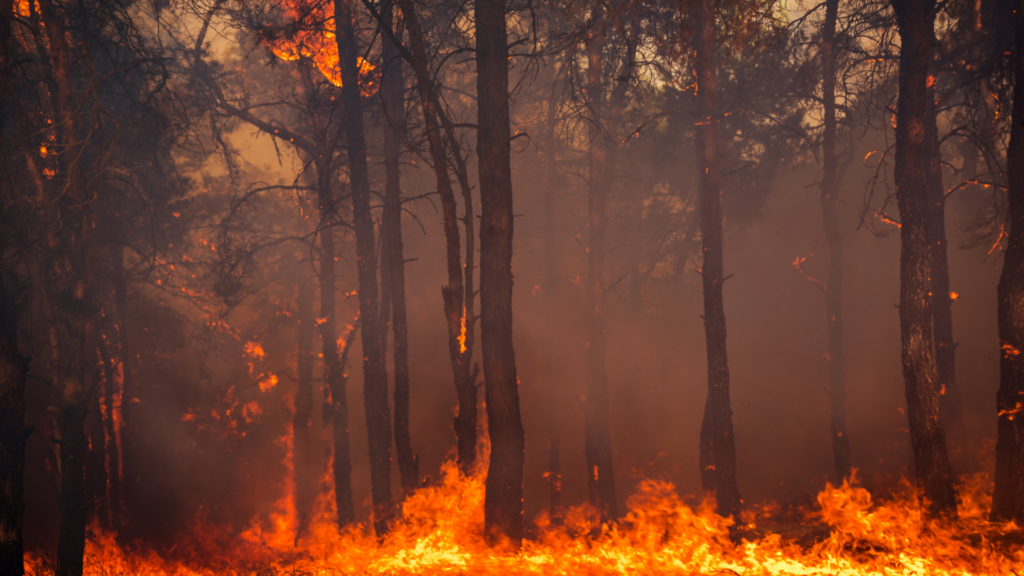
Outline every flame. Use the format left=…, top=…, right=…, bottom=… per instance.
left=264, top=0, right=377, bottom=90
left=458, top=308, right=467, bottom=354
left=24, top=442, right=1024, bottom=575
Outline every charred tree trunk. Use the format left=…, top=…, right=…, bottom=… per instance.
left=393, top=0, right=479, bottom=472
left=97, top=333, right=120, bottom=533
left=690, top=0, right=742, bottom=518
left=334, top=0, right=393, bottom=535
left=991, top=0, right=1024, bottom=523
left=925, top=87, right=967, bottom=473
left=542, top=82, right=562, bottom=525
left=37, top=0, right=99, bottom=570
left=0, top=275, right=28, bottom=576
left=294, top=280, right=316, bottom=532
left=298, top=63, right=356, bottom=527
left=891, top=0, right=957, bottom=516
left=820, top=0, right=852, bottom=483
left=111, top=245, right=134, bottom=535
left=583, top=24, right=620, bottom=522
left=476, top=0, right=524, bottom=546
left=86, top=372, right=106, bottom=527
left=380, top=5, right=418, bottom=492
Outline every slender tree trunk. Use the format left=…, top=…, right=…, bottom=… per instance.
left=891, top=0, right=957, bottom=516
left=111, top=245, right=134, bottom=536
left=0, top=3, right=26, bottom=571
left=294, top=280, right=316, bottom=532
left=0, top=276, right=27, bottom=576
left=334, top=0, right=393, bottom=535
left=298, top=63, right=356, bottom=527
left=690, top=0, right=742, bottom=518
left=583, top=26, right=619, bottom=522
left=476, top=0, right=524, bottom=546
left=542, top=83, right=562, bottom=525
left=380, top=6, right=418, bottom=492
left=86, top=370, right=106, bottom=527
left=97, top=333, right=120, bottom=533
left=991, top=0, right=1024, bottom=523
left=925, top=86, right=968, bottom=473
left=394, top=0, right=479, bottom=472
left=820, top=0, right=852, bottom=483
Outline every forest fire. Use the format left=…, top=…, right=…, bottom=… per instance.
left=3, top=0, right=1024, bottom=574
left=20, top=446, right=1024, bottom=575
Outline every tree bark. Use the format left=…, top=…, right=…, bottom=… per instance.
left=111, top=244, right=136, bottom=539
left=393, top=0, right=479, bottom=472
left=0, top=275, right=28, bottom=576
left=476, top=0, right=525, bottom=546
left=298, top=63, right=356, bottom=527
left=380, top=5, right=418, bottom=492
left=293, top=279, right=316, bottom=532
left=925, top=84, right=968, bottom=474
left=334, top=0, right=393, bottom=535
left=582, top=20, right=626, bottom=522
left=690, top=0, right=742, bottom=518
left=820, top=0, right=852, bottom=483
left=891, top=0, right=957, bottom=516
left=991, top=0, right=1024, bottom=523
left=97, top=332, right=120, bottom=533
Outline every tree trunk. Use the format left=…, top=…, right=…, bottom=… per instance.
left=97, top=333, right=120, bottom=533
left=394, top=0, right=479, bottom=472
left=891, top=0, right=957, bottom=516
left=334, top=0, right=393, bottom=535
left=476, top=0, right=525, bottom=546
left=690, top=0, right=742, bottom=518
left=298, top=63, right=356, bottom=527
left=991, top=0, right=1024, bottom=523
left=111, top=245, right=135, bottom=536
left=293, top=280, right=316, bottom=533
left=86, top=372, right=106, bottom=527
left=583, top=25, right=618, bottom=522
left=820, top=0, right=852, bottom=483
left=380, top=5, right=418, bottom=492
left=38, top=0, right=98, bottom=570
left=542, top=81, right=562, bottom=525
left=0, top=276, right=28, bottom=576
left=925, top=85, right=968, bottom=474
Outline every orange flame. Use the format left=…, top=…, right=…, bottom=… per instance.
left=264, top=0, right=377, bottom=90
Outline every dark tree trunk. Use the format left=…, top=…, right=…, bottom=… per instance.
left=891, top=0, right=957, bottom=516
left=294, top=280, right=316, bottom=532
left=925, top=87, right=968, bottom=474
left=476, top=0, right=525, bottom=546
left=86, top=372, right=106, bottom=527
left=38, top=0, right=97, bottom=570
left=111, top=245, right=135, bottom=535
left=991, top=0, right=1024, bottom=523
left=542, top=82, right=562, bottom=525
left=334, top=0, right=393, bottom=535
left=97, top=334, right=120, bottom=533
left=393, top=0, right=479, bottom=473
left=583, top=23, right=619, bottom=522
left=820, top=0, right=852, bottom=483
left=298, top=63, right=356, bottom=527
left=0, top=275, right=27, bottom=576
left=56, top=404, right=87, bottom=576
left=380, top=5, right=418, bottom=492
left=690, top=0, right=742, bottom=518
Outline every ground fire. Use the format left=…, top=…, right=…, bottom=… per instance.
left=2, top=0, right=1024, bottom=574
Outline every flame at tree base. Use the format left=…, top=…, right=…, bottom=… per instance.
left=24, top=451, right=1024, bottom=575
